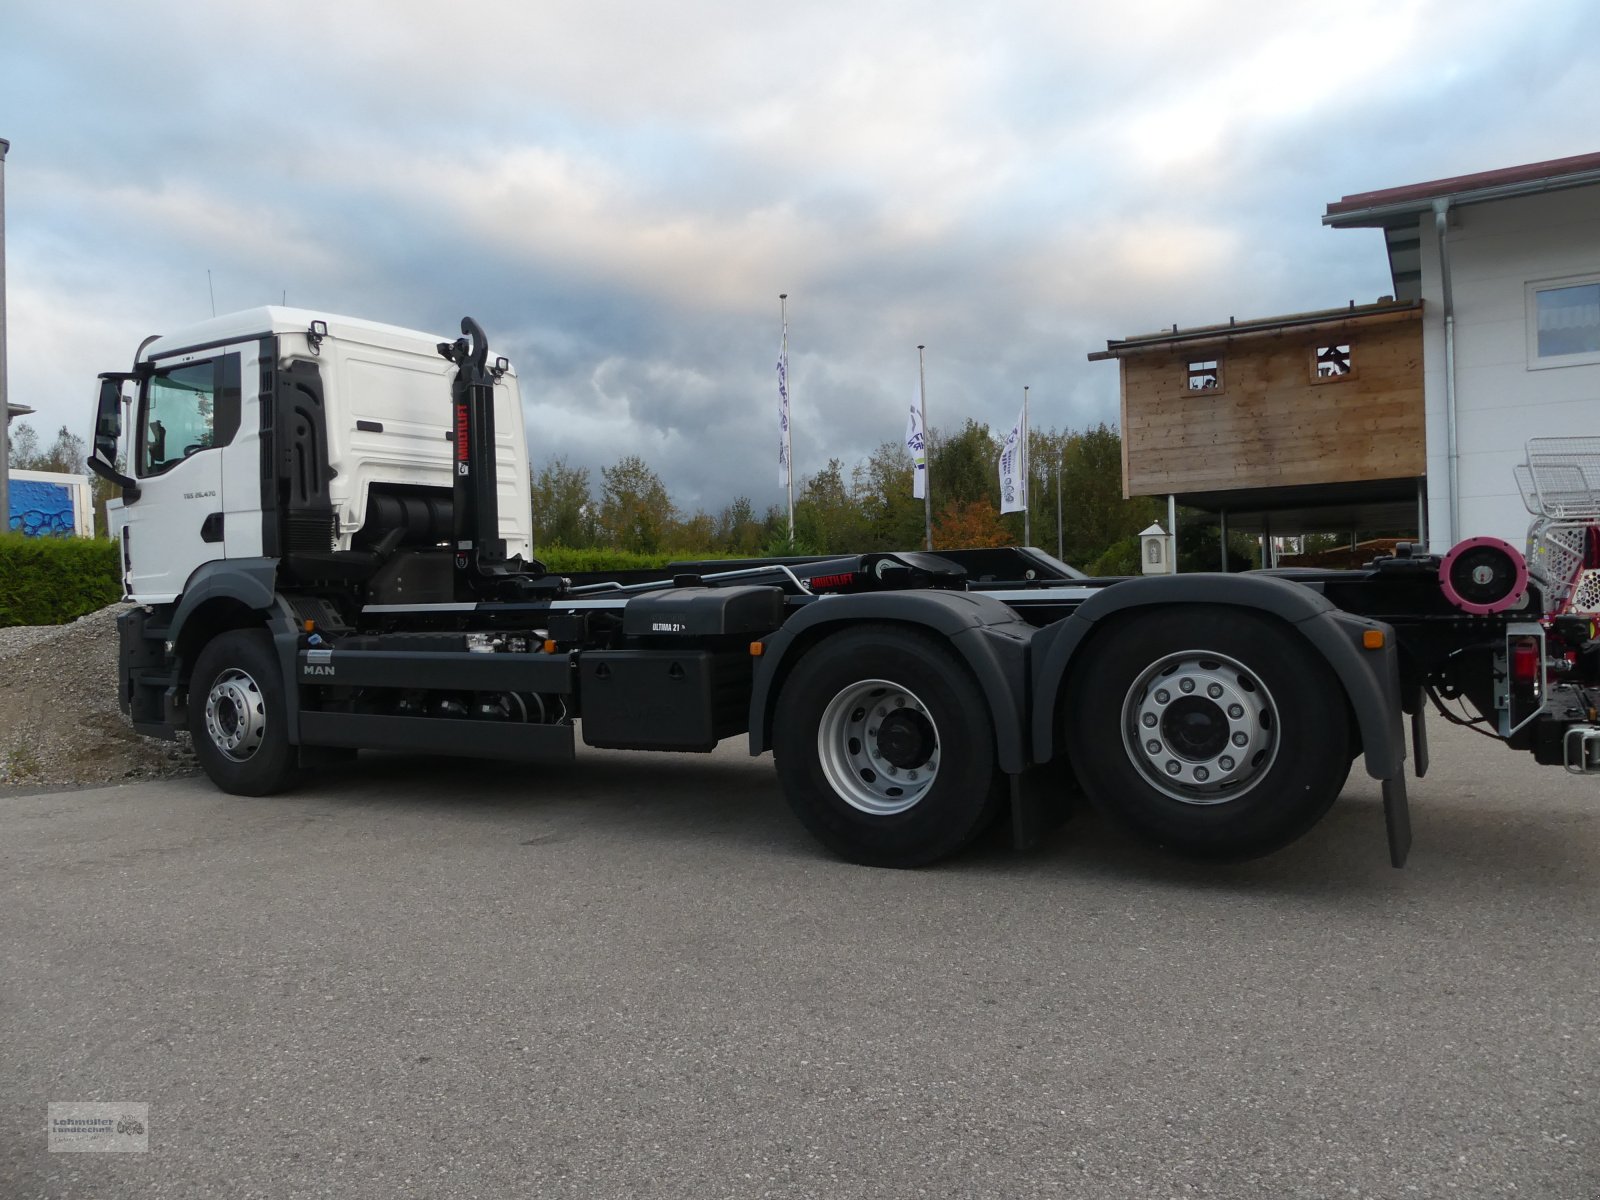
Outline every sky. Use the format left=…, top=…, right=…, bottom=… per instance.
left=2, top=0, right=1598, bottom=516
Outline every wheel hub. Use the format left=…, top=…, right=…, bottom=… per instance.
left=1160, top=695, right=1230, bottom=760
left=817, top=679, right=941, bottom=815
left=1122, top=652, right=1278, bottom=805
left=876, top=709, right=936, bottom=769
left=203, top=668, right=267, bottom=762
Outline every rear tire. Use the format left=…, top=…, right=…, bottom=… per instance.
left=1063, top=606, right=1349, bottom=860
left=773, top=626, right=1005, bottom=867
left=188, top=629, right=299, bottom=796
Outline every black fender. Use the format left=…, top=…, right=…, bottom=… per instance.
left=168, top=558, right=280, bottom=651
left=1030, top=573, right=1406, bottom=782
left=748, top=591, right=1036, bottom=774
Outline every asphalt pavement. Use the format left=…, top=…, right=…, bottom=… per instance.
left=1, top=718, right=1596, bottom=1199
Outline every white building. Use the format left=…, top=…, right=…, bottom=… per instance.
left=1325, top=151, right=1600, bottom=551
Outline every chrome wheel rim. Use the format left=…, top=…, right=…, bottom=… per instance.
left=1121, top=650, right=1278, bottom=805
left=817, top=679, right=940, bottom=815
left=203, top=668, right=267, bottom=762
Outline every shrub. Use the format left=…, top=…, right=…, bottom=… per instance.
left=0, top=534, right=123, bottom=627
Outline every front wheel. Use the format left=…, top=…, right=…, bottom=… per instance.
left=772, top=626, right=1005, bottom=867
left=187, top=628, right=299, bottom=795
left=1063, top=607, right=1350, bottom=860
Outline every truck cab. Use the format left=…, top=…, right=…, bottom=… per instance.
left=99, top=308, right=532, bottom=604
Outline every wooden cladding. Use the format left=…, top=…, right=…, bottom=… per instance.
left=1119, top=308, right=1423, bottom=498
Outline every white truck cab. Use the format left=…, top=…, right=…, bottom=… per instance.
left=99, top=307, right=532, bottom=604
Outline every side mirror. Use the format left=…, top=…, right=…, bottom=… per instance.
left=88, top=373, right=139, bottom=498
left=94, top=376, right=123, bottom=461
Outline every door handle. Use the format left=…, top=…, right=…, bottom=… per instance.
left=201, top=512, right=224, bottom=543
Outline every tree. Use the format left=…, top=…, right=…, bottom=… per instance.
left=598, top=455, right=675, bottom=553
left=928, top=419, right=998, bottom=515
left=794, top=458, right=869, bottom=554
left=715, top=496, right=766, bottom=556
left=933, top=498, right=1013, bottom=548
left=672, top=509, right=716, bottom=551
left=530, top=456, right=596, bottom=548
left=855, top=441, right=926, bottom=551
left=1057, top=424, right=1160, bottom=569
left=6, top=422, right=39, bottom=468
left=8, top=423, right=85, bottom=474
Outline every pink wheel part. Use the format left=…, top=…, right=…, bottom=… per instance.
left=1438, top=537, right=1528, bottom=615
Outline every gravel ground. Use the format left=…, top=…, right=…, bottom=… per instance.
left=0, top=605, right=195, bottom=787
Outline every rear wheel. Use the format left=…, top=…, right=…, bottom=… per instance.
left=188, top=629, right=299, bottom=795
left=1063, top=607, right=1349, bottom=860
left=773, top=626, right=1005, bottom=867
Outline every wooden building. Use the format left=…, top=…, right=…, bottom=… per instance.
left=1089, top=298, right=1426, bottom=537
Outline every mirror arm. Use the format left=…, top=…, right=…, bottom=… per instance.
left=86, top=453, right=140, bottom=502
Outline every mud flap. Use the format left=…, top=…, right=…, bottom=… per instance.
left=1383, top=774, right=1412, bottom=868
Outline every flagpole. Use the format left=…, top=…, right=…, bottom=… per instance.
left=1022, top=385, right=1031, bottom=546
left=917, top=344, right=931, bottom=550
left=779, top=293, right=794, bottom=542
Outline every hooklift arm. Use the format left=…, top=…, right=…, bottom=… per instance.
left=437, top=317, right=561, bottom=600
left=439, top=317, right=507, bottom=583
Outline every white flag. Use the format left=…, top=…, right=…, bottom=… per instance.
left=905, top=387, right=927, bottom=500
left=777, top=345, right=791, bottom=487
left=998, top=404, right=1026, bottom=514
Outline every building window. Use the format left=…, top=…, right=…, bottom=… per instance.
left=1186, top=358, right=1222, bottom=392
left=1529, top=276, right=1600, bottom=367
left=1312, top=343, right=1353, bottom=381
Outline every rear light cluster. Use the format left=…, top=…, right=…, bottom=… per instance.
left=1510, top=638, right=1541, bottom=684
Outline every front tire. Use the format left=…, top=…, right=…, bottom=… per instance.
left=188, top=629, right=299, bottom=796
left=773, top=626, right=1005, bottom=867
left=1063, top=606, right=1350, bottom=860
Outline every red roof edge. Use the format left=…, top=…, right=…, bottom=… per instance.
left=1326, top=150, right=1600, bottom=217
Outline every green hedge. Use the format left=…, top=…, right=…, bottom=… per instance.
left=0, top=538, right=766, bottom=627
left=0, top=534, right=122, bottom=628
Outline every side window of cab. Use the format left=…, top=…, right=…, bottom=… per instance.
left=137, top=354, right=241, bottom=477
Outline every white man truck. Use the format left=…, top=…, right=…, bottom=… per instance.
left=87, top=307, right=1600, bottom=869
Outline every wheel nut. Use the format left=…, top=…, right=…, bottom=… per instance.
left=1232, top=731, right=1248, bottom=747
left=1193, top=766, right=1209, bottom=782
left=1227, top=704, right=1244, bottom=719
left=1219, top=755, right=1235, bottom=771
left=1165, top=760, right=1180, bottom=775
left=1155, top=689, right=1170, bottom=704
left=1179, top=677, right=1195, bottom=693
left=1207, top=683, right=1223, bottom=699
left=1142, top=713, right=1157, bottom=728
left=1146, top=739, right=1160, bottom=754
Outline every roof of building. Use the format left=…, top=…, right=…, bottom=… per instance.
left=1087, top=298, right=1421, bottom=361
left=1323, top=150, right=1600, bottom=229
left=6, top=401, right=34, bottom=420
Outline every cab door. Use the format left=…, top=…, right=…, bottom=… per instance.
left=122, top=349, right=243, bottom=603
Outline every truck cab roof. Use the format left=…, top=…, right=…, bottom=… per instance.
left=137, top=307, right=514, bottom=374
